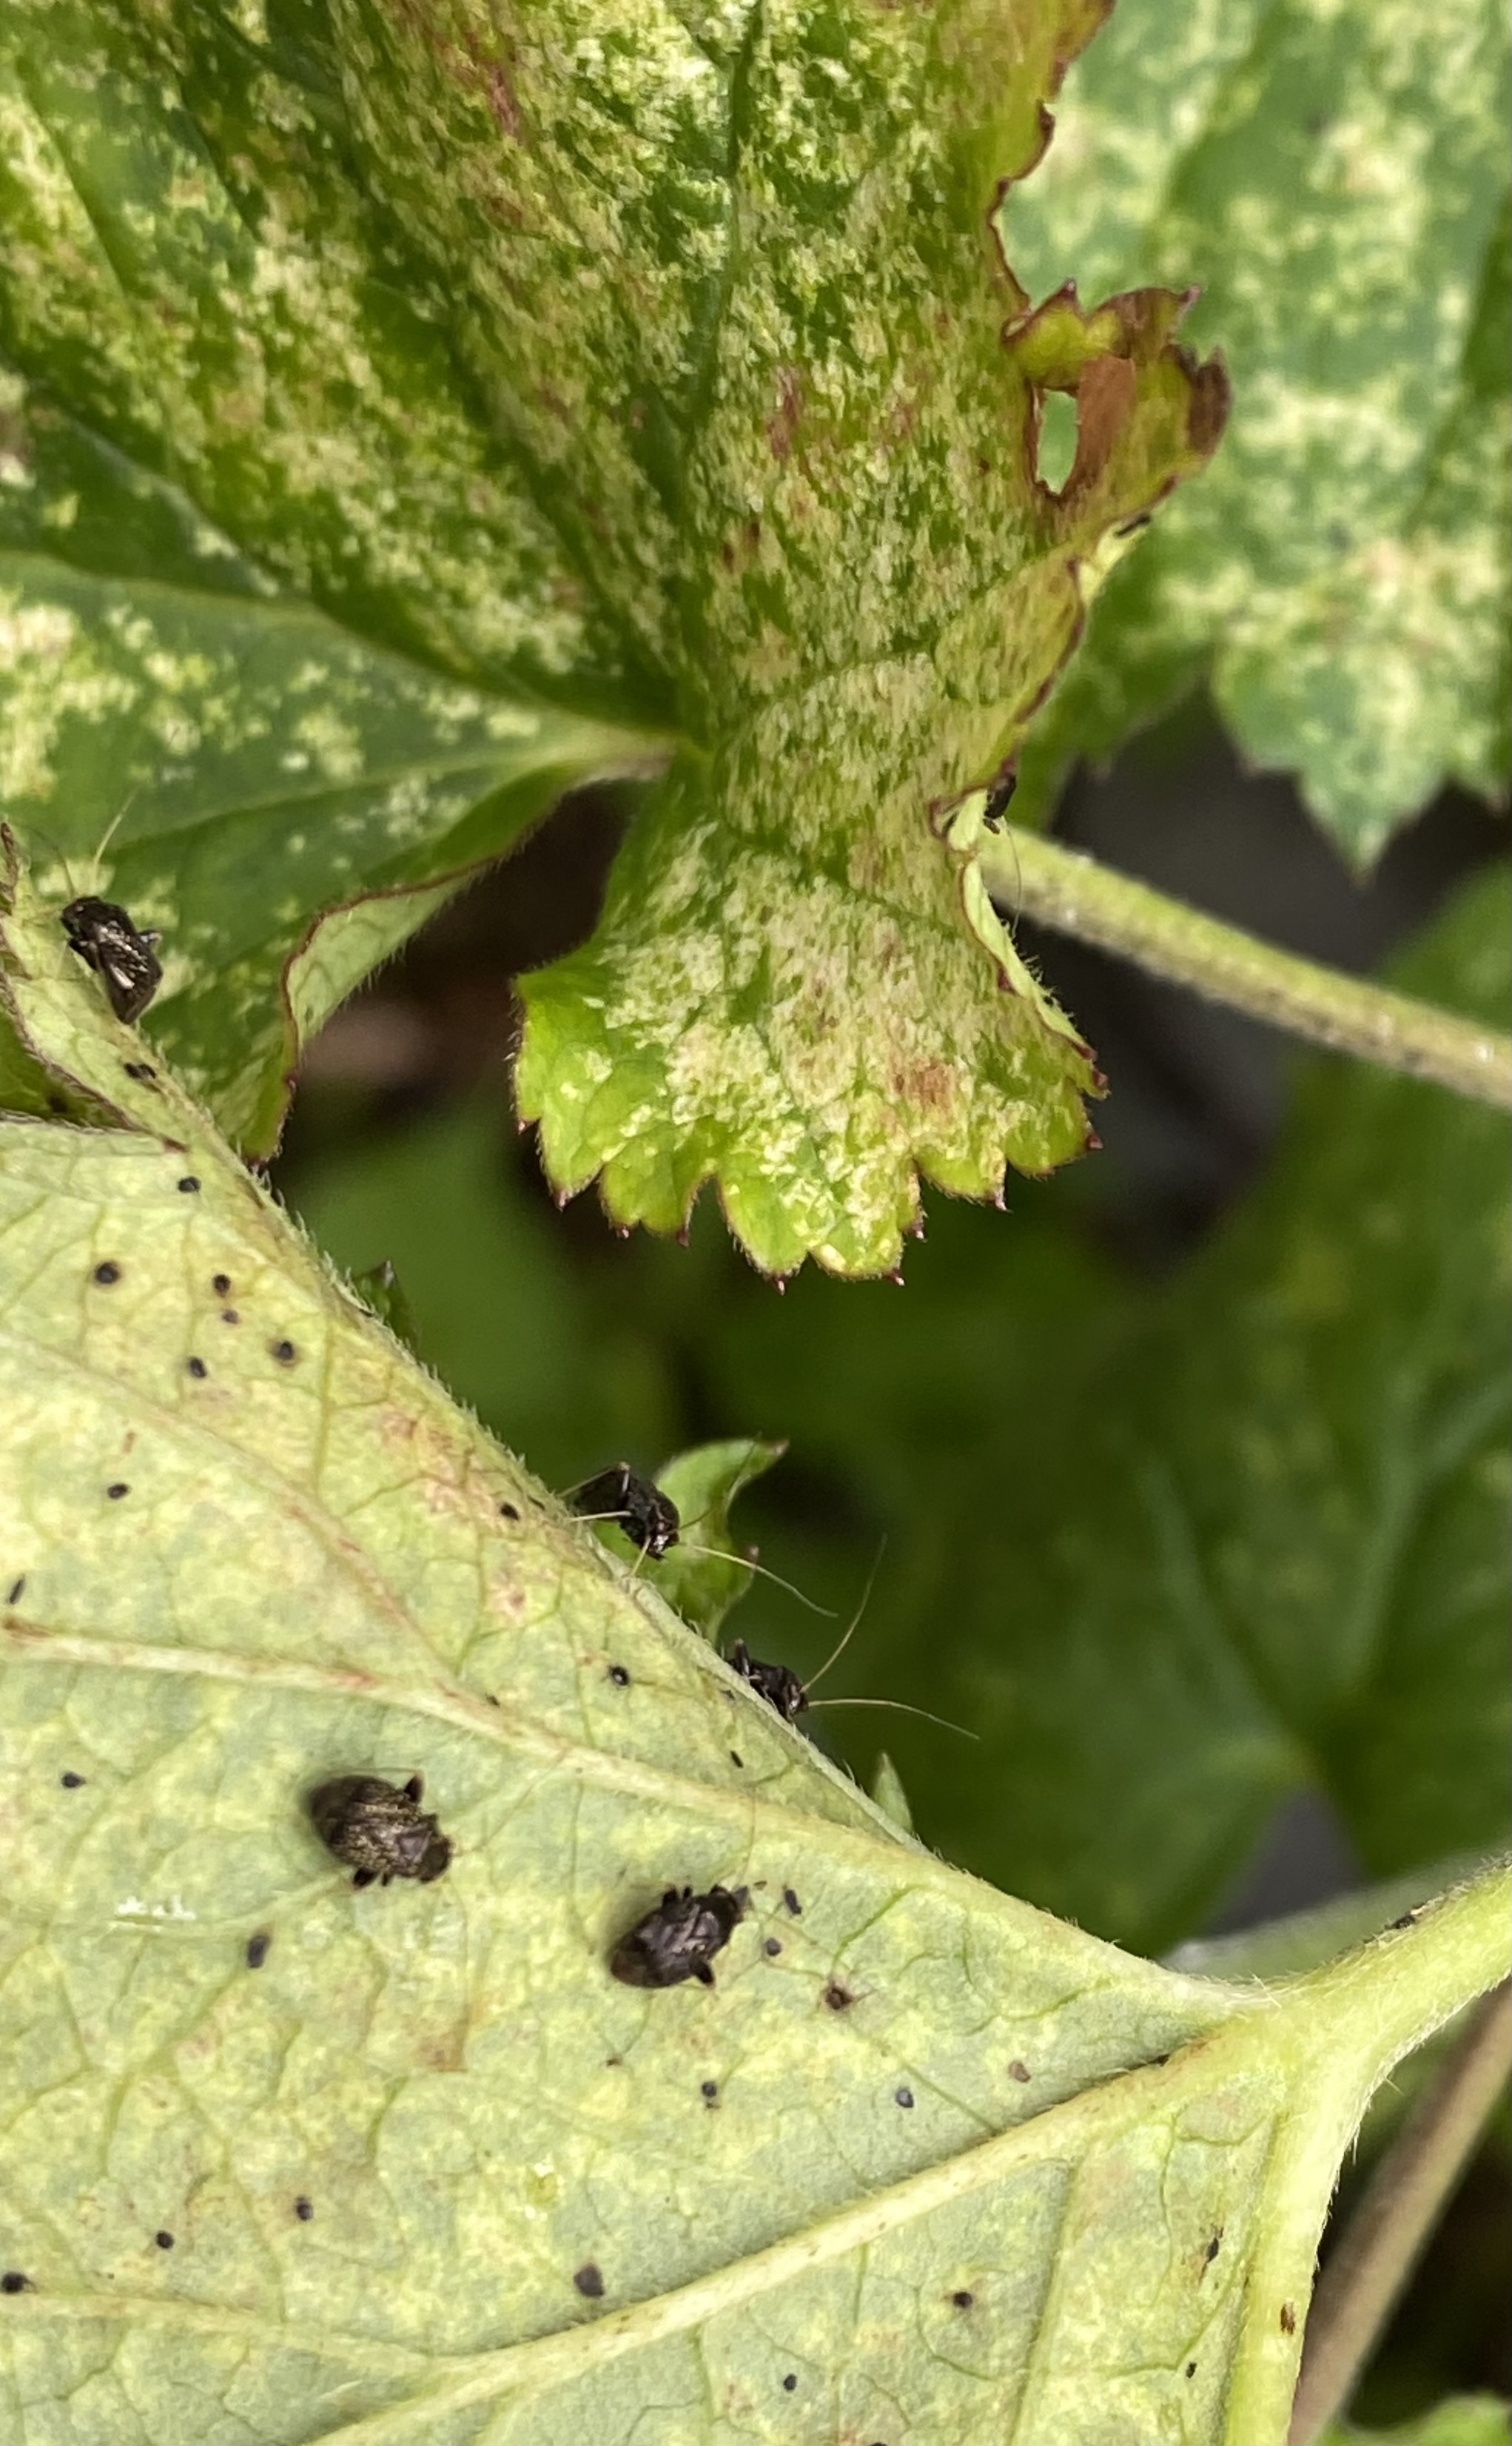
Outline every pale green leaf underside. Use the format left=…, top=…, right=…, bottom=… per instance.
left=1, top=847, right=1508, bottom=2445
left=1, top=0, right=1226, bottom=1266
left=1005, top=0, right=1511, bottom=861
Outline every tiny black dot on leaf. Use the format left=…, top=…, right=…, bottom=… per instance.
left=729, top=1750, right=743, bottom=1768
left=212, top=1274, right=232, bottom=1295
left=271, top=1340, right=297, bottom=1365
left=221, top=1310, right=239, bottom=1325
left=763, top=1938, right=782, bottom=1957
left=1185, top=2362, right=1197, bottom=2379
left=782, top=2375, right=797, bottom=2393
left=245, top=1932, right=271, bottom=1969
left=1280, top=2302, right=1296, bottom=2334
left=177, top=1177, right=200, bottom=1194
left=294, top=2197, right=314, bottom=2222
left=154, top=2231, right=174, bottom=2251
left=608, top=1664, right=631, bottom=1687
left=107, top=1483, right=130, bottom=1501
left=123, top=1061, right=156, bottom=1082
left=1204, top=2231, right=1223, bottom=2264
left=823, top=1982, right=854, bottom=2012
left=498, top=1501, right=520, bottom=1521
left=700, top=2080, right=718, bottom=2101
left=950, top=2290, right=972, bottom=2309
left=894, top=2086, right=913, bottom=2109
left=187, top=1357, right=207, bottom=1380
left=1, top=2272, right=32, bottom=2294
left=93, top=1262, right=121, bottom=1285
left=573, top=2262, right=604, bottom=2299
left=1008, top=2059, right=1031, bottom=2082
left=60, top=1771, right=86, bottom=1790
left=783, top=1887, right=802, bottom=1915
left=5, top=1577, right=23, bottom=1605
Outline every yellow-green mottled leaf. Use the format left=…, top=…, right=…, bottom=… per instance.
left=1, top=0, right=1226, bottom=1263
left=1005, top=0, right=1511, bottom=861
left=1, top=837, right=1509, bottom=2446
left=0, top=0, right=665, bottom=1148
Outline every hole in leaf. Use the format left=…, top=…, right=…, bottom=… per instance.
left=1035, top=388, right=1078, bottom=493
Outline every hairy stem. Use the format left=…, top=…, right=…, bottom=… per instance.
left=981, top=827, right=1512, bottom=1108
left=1287, top=1978, right=1512, bottom=2445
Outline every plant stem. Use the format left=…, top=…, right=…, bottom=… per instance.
left=1287, top=1978, right=1512, bottom=2445
left=981, top=827, right=1512, bottom=1109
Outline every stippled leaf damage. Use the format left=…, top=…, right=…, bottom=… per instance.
left=0, top=0, right=1226, bottom=1270
left=1004, top=0, right=1511, bottom=861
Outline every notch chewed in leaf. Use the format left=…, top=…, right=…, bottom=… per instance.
left=512, top=127, right=1229, bottom=1275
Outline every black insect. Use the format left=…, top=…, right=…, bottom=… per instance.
left=609, top=1884, right=747, bottom=1989
left=61, top=898, right=163, bottom=1024
left=307, top=1773, right=451, bottom=1889
left=981, top=770, right=1018, bottom=833
left=570, top=1463, right=680, bottom=1559
left=727, top=1603, right=971, bottom=1741
left=728, top=1641, right=807, bottom=1721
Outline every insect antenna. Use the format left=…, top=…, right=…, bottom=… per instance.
left=671, top=1542, right=833, bottom=1616
left=21, top=789, right=140, bottom=901
left=805, top=1695, right=979, bottom=1741
left=801, top=1540, right=886, bottom=1697
left=87, top=790, right=138, bottom=883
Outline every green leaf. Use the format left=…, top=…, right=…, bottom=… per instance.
left=711, top=867, right=1512, bottom=1948
left=3, top=834, right=1508, bottom=2445
left=650, top=1437, right=787, bottom=1642
left=1323, top=2395, right=1512, bottom=2446
left=351, top=1259, right=421, bottom=1357
left=870, top=1750, right=915, bottom=1835
left=0, top=0, right=666, bottom=1148
left=1, top=0, right=1226, bottom=1266
left=1004, top=0, right=1511, bottom=861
